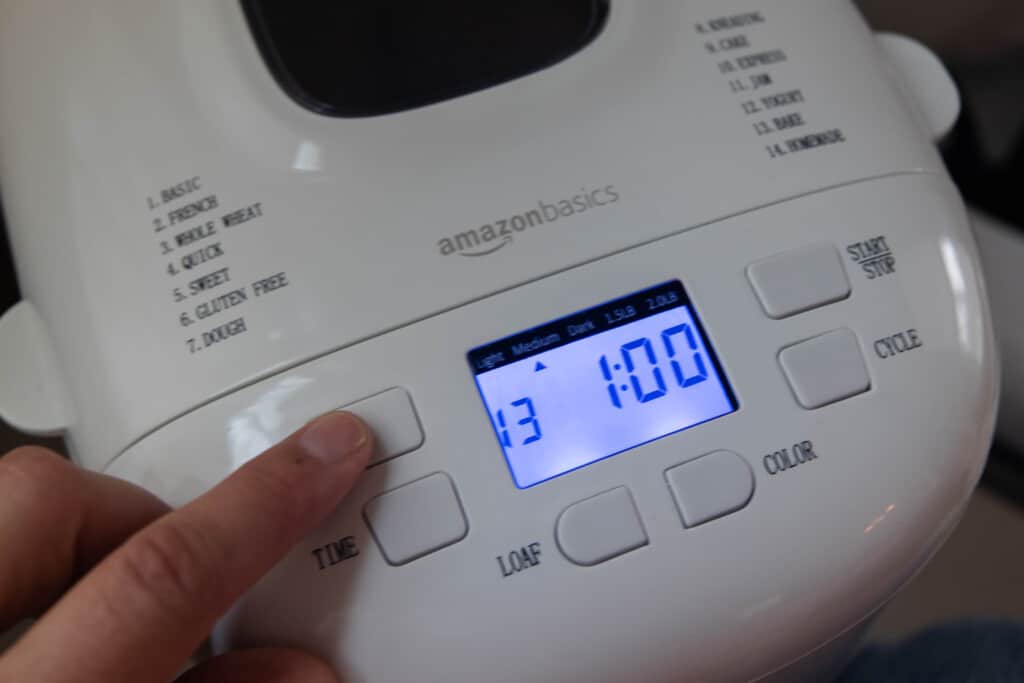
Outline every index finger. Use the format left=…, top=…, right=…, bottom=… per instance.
left=0, top=447, right=169, bottom=630
left=0, top=411, right=373, bottom=683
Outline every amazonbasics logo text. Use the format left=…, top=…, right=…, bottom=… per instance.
left=438, top=185, right=620, bottom=257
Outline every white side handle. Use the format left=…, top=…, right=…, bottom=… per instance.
left=972, top=209, right=1024, bottom=455
left=876, top=32, right=961, bottom=142
left=0, top=300, right=72, bottom=435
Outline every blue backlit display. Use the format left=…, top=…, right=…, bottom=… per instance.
left=468, top=281, right=737, bottom=488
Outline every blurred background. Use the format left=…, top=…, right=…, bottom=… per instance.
left=1, top=0, right=1024, bottom=659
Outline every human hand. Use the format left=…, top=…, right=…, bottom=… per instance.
left=0, top=411, right=373, bottom=682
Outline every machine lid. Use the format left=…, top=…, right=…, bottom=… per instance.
left=241, top=0, right=610, bottom=117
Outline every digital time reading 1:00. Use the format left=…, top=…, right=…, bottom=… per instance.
left=468, top=281, right=737, bottom=488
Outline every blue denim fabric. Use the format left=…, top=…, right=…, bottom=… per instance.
left=838, top=620, right=1024, bottom=682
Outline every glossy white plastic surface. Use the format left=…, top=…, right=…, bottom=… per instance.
left=876, top=33, right=962, bottom=141
left=108, top=172, right=996, bottom=682
left=0, top=0, right=954, bottom=469
left=0, top=301, right=71, bottom=435
left=0, top=1, right=998, bottom=681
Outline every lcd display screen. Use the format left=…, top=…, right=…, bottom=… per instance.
left=468, top=281, right=737, bottom=488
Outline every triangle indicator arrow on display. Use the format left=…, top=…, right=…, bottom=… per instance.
left=535, top=362, right=547, bottom=372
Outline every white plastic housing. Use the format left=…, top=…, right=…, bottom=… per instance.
left=0, top=1, right=996, bottom=681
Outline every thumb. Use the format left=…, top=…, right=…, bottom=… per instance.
left=0, top=411, right=372, bottom=683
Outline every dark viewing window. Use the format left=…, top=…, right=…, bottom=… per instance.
left=241, top=1, right=610, bottom=118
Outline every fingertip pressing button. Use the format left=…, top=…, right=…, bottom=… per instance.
left=341, top=388, right=424, bottom=465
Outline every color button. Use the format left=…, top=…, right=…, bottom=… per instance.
left=666, top=451, right=754, bottom=527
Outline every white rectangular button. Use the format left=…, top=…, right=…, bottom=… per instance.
left=779, top=329, right=870, bottom=409
left=341, top=388, right=423, bottom=465
left=666, top=450, right=754, bottom=527
left=747, top=243, right=851, bottom=319
left=364, top=473, right=468, bottom=566
left=555, top=487, right=647, bottom=566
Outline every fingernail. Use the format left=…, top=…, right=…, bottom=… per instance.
left=299, top=412, right=368, bottom=464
